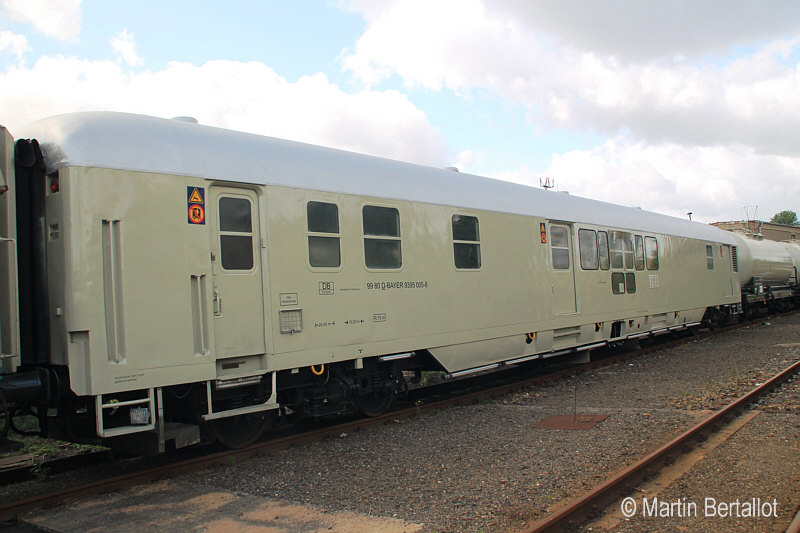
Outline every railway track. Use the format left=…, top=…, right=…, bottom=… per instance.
left=0, top=450, right=114, bottom=485
left=0, top=318, right=790, bottom=526
left=525, top=357, right=800, bottom=533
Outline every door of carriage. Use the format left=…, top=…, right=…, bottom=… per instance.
left=549, top=222, right=578, bottom=315
left=208, top=186, right=266, bottom=357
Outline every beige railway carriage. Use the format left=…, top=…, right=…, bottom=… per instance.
left=0, top=112, right=740, bottom=451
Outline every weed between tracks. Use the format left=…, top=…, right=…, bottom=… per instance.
left=1, top=415, right=107, bottom=479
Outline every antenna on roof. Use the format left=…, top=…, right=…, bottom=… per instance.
left=687, top=212, right=692, bottom=220
left=539, top=177, right=554, bottom=190
left=743, top=205, right=759, bottom=234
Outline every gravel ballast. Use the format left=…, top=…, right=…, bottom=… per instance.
left=187, top=314, right=800, bottom=532
left=10, top=313, right=800, bottom=532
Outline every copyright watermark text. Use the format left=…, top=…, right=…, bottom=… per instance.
left=620, top=497, right=778, bottom=519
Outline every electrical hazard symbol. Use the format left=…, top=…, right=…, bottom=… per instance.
left=188, top=204, right=205, bottom=224
left=187, top=186, right=206, bottom=224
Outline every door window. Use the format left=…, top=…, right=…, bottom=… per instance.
left=219, top=197, right=254, bottom=271
left=551, top=226, right=570, bottom=269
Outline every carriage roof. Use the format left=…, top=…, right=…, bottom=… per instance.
left=17, top=111, right=732, bottom=243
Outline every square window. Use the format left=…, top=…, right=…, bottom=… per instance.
left=221, top=235, right=254, bottom=270
left=219, top=197, right=252, bottom=233
left=363, top=205, right=399, bottom=237
left=307, top=202, right=339, bottom=233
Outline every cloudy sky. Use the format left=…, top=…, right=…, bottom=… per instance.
left=1, top=0, right=798, bottom=223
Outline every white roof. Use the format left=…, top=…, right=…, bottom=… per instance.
left=18, top=111, right=733, bottom=243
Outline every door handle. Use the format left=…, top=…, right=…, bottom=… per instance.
left=213, top=286, right=223, bottom=317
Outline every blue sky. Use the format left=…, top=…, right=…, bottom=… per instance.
left=1, top=0, right=799, bottom=223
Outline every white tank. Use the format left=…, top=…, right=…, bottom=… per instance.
left=729, top=232, right=794, bottom=286
left=780, top=241, right=800, bottom=282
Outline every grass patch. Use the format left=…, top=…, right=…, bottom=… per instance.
left=1, top=415, right=107, bottom=461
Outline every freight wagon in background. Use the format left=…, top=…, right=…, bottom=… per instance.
left=0, top=112, right=798, bottom=453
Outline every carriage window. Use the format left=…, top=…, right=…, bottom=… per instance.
left=634, top=235, right=645, bottom=270
left=452, top=214, right=481, bottom=269
left=706, top=244, right=714, bottom=270
left=611, top=272, right=625, bottom=294
left=610, top=231, right=634, bottom=269
left=623, top=234, right=634, bottom=269
left=220, top=197, right=252, bottom=233
left=610, top=232, right=624, bottom=269
left=551, top=226, right=570, bottom=269
left=579, top=229, right=598, bottom=270
left=307, top=202, right=341, bottom=268
left=626, top=272, right=636, bottom=293
left=598, top=231, right=610, bottom=270
left=219, top=197, right=254, bottom=270
left=645, top=237, right=659, bottom=270
left=363, top=205, right=401, bottom=269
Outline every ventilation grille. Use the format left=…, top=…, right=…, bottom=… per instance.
left=731, top=246, right=739, bottom=272
left=279, top=309, right=303, bottom=334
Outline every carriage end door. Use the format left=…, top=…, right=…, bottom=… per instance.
left=549, top=222, right=578, bottom=315
left=209, top=187, right=266, bottom=358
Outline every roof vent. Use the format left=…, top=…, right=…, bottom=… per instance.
left=171, top=116, right=198, bottom=124
left=444, top=166, right=459, bottom=172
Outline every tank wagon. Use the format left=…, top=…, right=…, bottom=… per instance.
left=0, top=112, right=794, bottom=452
left=726, top=232, right=800, bottom=317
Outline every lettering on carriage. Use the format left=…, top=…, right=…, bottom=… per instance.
left=319, top=281, right=334, bottom=295
left=344, top=318, right=366, bottom=325
left=280, top=293, right=299, bottom=306
left=114, top=372, right=144, bottom=385
left=314, top=321, right=335, bottom=328
left=366, top=280, right=429, bottom=291
left=373, top=313, right=387, bottom=322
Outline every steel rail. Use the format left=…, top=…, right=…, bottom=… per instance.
left=525, top=358, right=800, bottom=533
left=0, top=449, right=113, bottom=485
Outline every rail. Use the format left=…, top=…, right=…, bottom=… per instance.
left=525, top=358, right=800, bottom=533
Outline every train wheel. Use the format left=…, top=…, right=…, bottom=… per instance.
left=355, top=390, right=395, bottom=417
left=211, top=411, right=273, bottom=448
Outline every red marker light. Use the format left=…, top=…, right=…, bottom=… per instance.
left=49, top=177, right=59, bottom=193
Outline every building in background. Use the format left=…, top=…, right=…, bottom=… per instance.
left=712, top=220, right=799, bottom=242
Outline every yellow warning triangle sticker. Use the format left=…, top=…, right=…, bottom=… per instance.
left=188, top=188, right=204, bottom=204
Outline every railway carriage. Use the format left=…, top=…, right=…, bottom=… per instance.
left=0, top=111, right=787, bottom=452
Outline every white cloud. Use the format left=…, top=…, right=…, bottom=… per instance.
left=497, top=137, right=800, bottom=223
left=0, top=30, right=29, bottom=59
left=454, top=149, right=479, bottom=170
left=489, top=0, right=800, bottom=61
left=0, top=55, right=448, bottom=166
left=343, top=1, right=800, bottom=158
left=343, top=0, right=519, bottom=91
left=0, top=0, right=82, bottom=41
left=110, top=30, right=143, bottom=68
left=341, top=0, right=800, bottom=222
